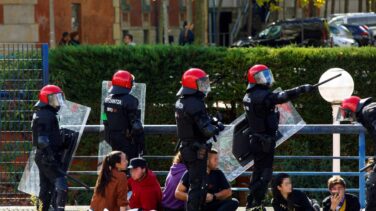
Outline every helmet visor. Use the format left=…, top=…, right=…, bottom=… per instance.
left=48, top=93, right=66, bottom=108
left=336, top=107, right=356, bottom=123
left=197, top=76, right=211, bottom=95
left=254, top=69, right=274, bottom=86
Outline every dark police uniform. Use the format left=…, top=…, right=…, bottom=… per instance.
left=175, top=92, right=220, bottom=211
left=104, top=92, right=144, bottom=161
left=33, top=106, right=67, bottom=211
left=243, top=84, right=312, bottom=209
left=355, top=98, right=376, bottom=211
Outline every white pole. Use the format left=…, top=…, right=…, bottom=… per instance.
left=49, top=0, right=56, bottom=48
left=332, top=104, right=341, bottom=173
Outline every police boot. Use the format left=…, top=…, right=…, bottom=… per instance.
left=54, top=177, right=68, bottom=211
left=55, top=190, right=67, bottom=211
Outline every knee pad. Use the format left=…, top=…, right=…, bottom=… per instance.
left=55, top=177, right=68, bottom=192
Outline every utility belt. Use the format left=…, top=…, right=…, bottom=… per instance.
left=251, top=133, right=276, bottom=153
left=179, top=139, right=211, bottom=162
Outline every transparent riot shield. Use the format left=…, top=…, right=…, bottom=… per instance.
left=213, top=87, right=305, bottom=182
left=18, top=101, right=91, bottom=196
left=97, top=81, right=146, bottom=169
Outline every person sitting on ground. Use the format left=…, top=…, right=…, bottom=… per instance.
left=175, top=149, right=239, bottom=211
left=128, top=157, right=162, bottom=210
left=90, top=151, right=129, bottom=211
left=322, top=176, right=360, bottom=211
left=162, top=152, right=187, bottom=211
left=271, top=173, right=320, bottom=211
left=58, top=32, right=70, bottom=46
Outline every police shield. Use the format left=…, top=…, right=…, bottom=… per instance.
left=18, top=101, right=91, bottom=196
left=97, top=81, right=146, bottom=169
left=213, top=88, right=305, bottom=182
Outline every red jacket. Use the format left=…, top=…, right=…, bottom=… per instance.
left=128, top=169, right=162, bottom=210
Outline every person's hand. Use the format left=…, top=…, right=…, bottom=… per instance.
left=205, top=193, right=214, bottom=203
left=216, top=122, right=225, bottom=132
left=299, top=84, right=315, bottom=93
left=330, top=192, right=341, bottom=210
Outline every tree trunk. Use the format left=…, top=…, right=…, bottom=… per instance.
left=294, top=0, right=298, bottom=18
left=309, top=0, right=316, bottom=17
left=247, top=0, right=253, bottom=35
left=49, top=0, right=56, bottom=48
left=163, top=0, right=169, bottom=45
left=186, top=0, right=192, bottom=23
left=345, top=0, right=349, bottom=12
left=325, top=0, right=329, bottom=17
left=216, top=0, right=224, bottom=45
left=331, top=0, right=336, bottom=14
left=194, top=0, right=208, bottom=45
left=158, top=0, right=164, bottom=43
left=366, top=0, right=370, bottom=11
left=359, top=0, right=363, bottom=12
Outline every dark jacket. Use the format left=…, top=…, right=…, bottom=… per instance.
left=322, top=193, right=360, bottom=211
left=272, top=189, right=316, bottom=211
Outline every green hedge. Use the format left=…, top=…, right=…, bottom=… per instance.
left=49, top=45, right=376, bottom=204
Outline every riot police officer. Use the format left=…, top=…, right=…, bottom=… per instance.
left=340, top=96, right=376, bottom=211
left=103, top=70, right=144, bottom=161
left=33, top=85, right=68, bottom=211
left=244, top=64, right=315, bottom=210
left=175, top=68, right=224, bottom=211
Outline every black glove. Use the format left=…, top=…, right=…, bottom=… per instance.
left=41, top=147, right=58, bottom=166
left=298, top=84, right=315, bottom=93
left=216, top=122, right=225, bottom=132
left=211, top=116, right=225, bottom=132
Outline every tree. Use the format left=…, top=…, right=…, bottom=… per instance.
left=345, top=0, right=350, bottom=12
left=186, top=0, right=192, bottom=23
left=331, top=0, right=336, bottom=14
left=216, top=0, right=224, bottom=45
left=194, top=0, right=209, bottom=45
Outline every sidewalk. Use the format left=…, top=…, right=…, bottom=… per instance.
left=0, top=206, right=275, bottom=211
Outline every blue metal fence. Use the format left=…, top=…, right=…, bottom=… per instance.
left=0, top=43, right=48, bottom=204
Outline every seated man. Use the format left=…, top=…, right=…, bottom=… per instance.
left=322, top=176, right=360, bottom=211
left=128, top=157, right=162, bottom=210
left=175, top=149, right=239, bottom=211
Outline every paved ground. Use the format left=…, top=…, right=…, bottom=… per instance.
left=0, top=206, right=275, bottom=211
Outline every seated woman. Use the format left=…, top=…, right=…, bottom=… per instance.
left=162, top=152, right=187, bottom=211
left=272, top=173, right=320, bottom=211
left=90, top=151, right=129, bottom=211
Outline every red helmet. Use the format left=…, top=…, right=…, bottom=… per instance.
left=177, top=68, right=211, bottom=96
left=341, top=96, right=361, bottom=113
left=37, top=85, right=65, bottom=108
left=109, top=70, right=134, bottom=94
left=247, top=64, right=274, bottom=89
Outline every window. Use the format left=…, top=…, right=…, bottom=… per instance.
left=71, top=4, right=81, bottom=32
left=121, top=0, right=131, bottom=11
left=143, top=0, right=151, bottom=11
left=257, top=25, right=281, bottom=39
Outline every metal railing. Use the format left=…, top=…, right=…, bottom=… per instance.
left=0, top=124, right=368, bottom=207
left=68, top=124, right=368, bottom=208
left=0, top=43, right=48, bottom=204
